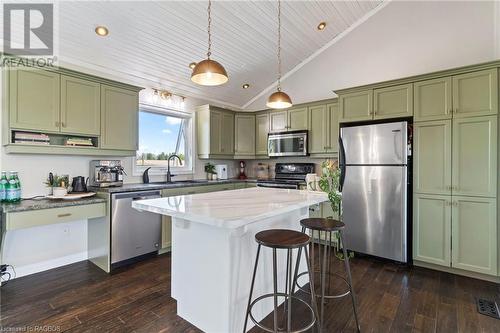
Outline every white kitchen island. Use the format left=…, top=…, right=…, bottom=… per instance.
left=132, top=187, right=328, bottom=333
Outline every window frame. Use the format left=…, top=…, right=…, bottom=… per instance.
left=133, top=103, right=194, bottom=176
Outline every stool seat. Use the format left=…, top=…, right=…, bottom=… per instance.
left=255, top=229, right=310, bottom=249
left=300, top=217, right=345, bottom=231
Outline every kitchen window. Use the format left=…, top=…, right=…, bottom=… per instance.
left=134, top=104, right=193, bottom=175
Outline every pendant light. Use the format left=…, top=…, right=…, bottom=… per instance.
left=267, top=0, right=292, bottom=109
left=191, top=0, right=228, bottom=86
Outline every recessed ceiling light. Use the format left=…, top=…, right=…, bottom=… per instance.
left=189, top=62, right=197, bottom=69
left=242, top=83, right=250, bottom=89
left=317, top=22, right=327, bottom=31
left=95, top=26, right=109, bottom=36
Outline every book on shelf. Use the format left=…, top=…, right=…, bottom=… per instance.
left=14, top=132, right=50, bottom=144
left=65, top=137, right=94, bottom=147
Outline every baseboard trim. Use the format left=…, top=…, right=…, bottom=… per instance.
left=414, top=260, right=500, bottom=283
left=9, top=252, right=88, bottom=279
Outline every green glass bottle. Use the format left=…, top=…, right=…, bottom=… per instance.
left=0, top=172, right=7, bottom=202
left=6, top=172, right=18, bottom=203
left=13, top=172, right=21, bottom=202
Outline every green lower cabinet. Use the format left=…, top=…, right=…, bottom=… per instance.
left=451, top=196, right=497, bottom=275
left=413, top=193, right=451, bottom=267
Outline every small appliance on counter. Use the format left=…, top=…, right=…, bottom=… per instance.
left=215, top=164, right=228, bottom=180
left=70, top=176, right=88, bottom=193
left=238, top=161, right=247, bottom=180
left=256, top=163, right=269, bottom=180
left=89, top=160, right=124, bottom=188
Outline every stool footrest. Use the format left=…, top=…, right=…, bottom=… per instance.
left=248, top=292, right=316, bottom=333
left=295, top=271, right=352, bottom=299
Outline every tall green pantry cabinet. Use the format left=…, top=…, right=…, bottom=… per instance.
left=412, top=69, right=498, bottom=276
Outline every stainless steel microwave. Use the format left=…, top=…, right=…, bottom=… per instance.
left=268, top=131, right=308, bottom=157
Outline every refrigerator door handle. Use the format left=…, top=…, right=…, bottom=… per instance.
left=339, top=136, right=346, bottom=192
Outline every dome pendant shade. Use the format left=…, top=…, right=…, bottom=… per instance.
left=266, top=90, right=292, bottom=109
left=191, top=59, right=228, bottom=86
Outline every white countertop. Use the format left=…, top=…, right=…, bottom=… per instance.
left=132, top=187, right=328, bottom=229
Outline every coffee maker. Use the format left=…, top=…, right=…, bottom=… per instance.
left=89, top=160, right=124, bottom=187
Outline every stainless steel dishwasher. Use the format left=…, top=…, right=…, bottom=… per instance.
left=111, top=190, right=161, bottom=268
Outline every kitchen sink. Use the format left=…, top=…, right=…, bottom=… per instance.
left=150, top=180, right=210, bottom=185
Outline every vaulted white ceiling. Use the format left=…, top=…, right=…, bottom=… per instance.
left=50, top=1, right=383, bottom=110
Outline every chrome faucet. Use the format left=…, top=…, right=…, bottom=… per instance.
left=166, top=154, right=182, bottom=183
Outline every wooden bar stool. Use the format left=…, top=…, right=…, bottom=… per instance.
left=243, top=229, right=320, bottom=333
left=294, top=218, right=361, bottom=332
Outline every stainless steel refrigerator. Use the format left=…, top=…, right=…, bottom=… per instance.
left=339, top=121, right=409, bottom=263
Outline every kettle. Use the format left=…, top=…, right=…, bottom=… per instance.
left=71, top=176, right=88, bottom=193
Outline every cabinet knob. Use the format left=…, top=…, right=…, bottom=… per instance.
left=61, top=122, right=66, bottom=128
left=55, top=121, right=59, bottom=127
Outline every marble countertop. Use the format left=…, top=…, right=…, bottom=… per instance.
left=0, top=196, right=106, bottom=213
left=90, top=179, right=257, bottom=193
left=132, top=187, right=328, bottom=229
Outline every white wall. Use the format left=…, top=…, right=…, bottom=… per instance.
left=247, top=0, right=498, bottom=110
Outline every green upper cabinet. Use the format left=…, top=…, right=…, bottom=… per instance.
left=269, top=110, right=287, bottom=132
left=61, top=75, right=100, bottom=135
left=269, top=107, right=308, bottom=132
left=288, top=107, right=308, bottom=131
left=373, top=83, right=413, bottom=119
left=308, top=105, right=329, bottom=154
left=209, top=110, right=222, bottom=154
left=328, top=103, right=340, bottom=153
left=255, top=113, right=269, bottom=156
left=413, top=120, right=452, bottom=195
left=413, top=193, right=451, bottom=267
left=100, top=85, right=138, bottom=151
left=414, top=77, right=452, bottom=121
left=234, top=113, right=255, bottom=158
left=452, top=116, right=497, bottom=197
left=452, top=69, right=498, bottom=118
left=220, top=112, right=234, bottom=155
left=339, top=90, right=373, bottom=123
left=9, top=67, right=60, bottom=132
left=196, top=105, right=235, bottom=158
left=451, top=196, right=497, bottom=275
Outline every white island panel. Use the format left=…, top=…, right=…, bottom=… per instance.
left=132, top=187, right=328, bottom=332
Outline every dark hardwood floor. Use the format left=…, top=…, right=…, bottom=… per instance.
left=1, top=252, right=499, bottom=332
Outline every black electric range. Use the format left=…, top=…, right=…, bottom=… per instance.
left=256, top=163, right=315, bottom=189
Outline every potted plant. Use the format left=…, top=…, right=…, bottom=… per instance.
left=204, top=163, right=217, bottom=181
left=318, top=160, right=353, bottom=260
left=44, top=174, right=69, bottom=197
